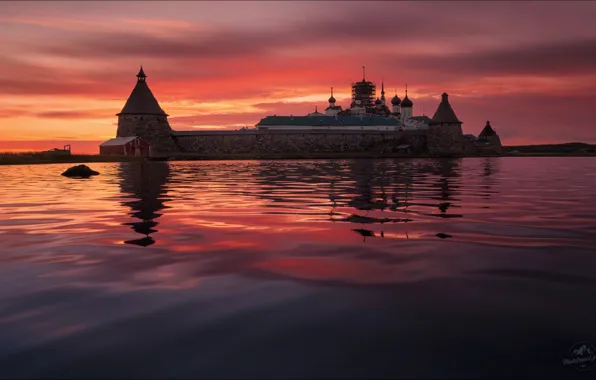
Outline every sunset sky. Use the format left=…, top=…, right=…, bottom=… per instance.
left=1, top=1, right=595, bottom=153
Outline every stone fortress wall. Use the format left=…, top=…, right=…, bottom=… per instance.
left=112, top=68, right=501, bottom=157
left=117, top=115, right=179, bottom=154
left=426, top=123, right=470, bottom=156
left=172, top=129, right=427, bottom=155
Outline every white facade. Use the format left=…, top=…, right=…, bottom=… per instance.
left=325, top=108, right=341, bottom=116
left=400, top=106, right=413, bottom=123
left=325, top=87, right=343, bottom=116
left=350, top=104, right=366, bottom=116
left=402, top=117, right=430, bottom=130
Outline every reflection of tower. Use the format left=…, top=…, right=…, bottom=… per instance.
left=348, top=160, right=375, bottom=212
left=433, top=159, right=460, bottom=214
left=118, top=162, right=171, bottom=246
left=402, top=162, right=414, bottom=239
left=481, top=157, right=499, bottom=201
left=483, top=157, right=493, bottom=177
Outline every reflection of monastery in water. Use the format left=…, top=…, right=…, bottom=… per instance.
left=249, top=159, right=469, bottom=240
left=118, top=162, right=170, bottom=246
left=99, top=67, right=503, bottom=157
left=110, top=159, right=498, bottom=245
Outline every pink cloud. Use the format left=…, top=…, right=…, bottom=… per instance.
left=1, top=1, right=596, bottom=147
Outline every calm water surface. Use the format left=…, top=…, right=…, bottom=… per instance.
left=0, top=158, right=595, bottom=378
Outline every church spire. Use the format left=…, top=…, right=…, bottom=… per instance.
left=137, top=66, right=147, bottom=83
left=401, top=84, right=413, bottom=108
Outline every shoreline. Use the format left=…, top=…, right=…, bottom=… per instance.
left=1, top=151, right=595, bottom=166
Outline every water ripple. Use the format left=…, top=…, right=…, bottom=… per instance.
left=1, top=158, right=596, bottom=378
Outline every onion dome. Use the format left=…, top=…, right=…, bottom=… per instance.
left=401, top=94, right=413, bottom=107
left=375, top=98, right=382, bottom=105
left=391, top=95, right=401, bottom=106
left=328, top=87, right=336, bottom=103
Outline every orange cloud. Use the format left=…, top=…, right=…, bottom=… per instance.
left=1, top=2, right=596, bottom=150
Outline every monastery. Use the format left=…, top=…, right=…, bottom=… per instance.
left=257, top=67, right=432, bottom=132
left=99, top=67, right=502, bottom=157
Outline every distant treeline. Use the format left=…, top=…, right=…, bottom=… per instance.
left=0, top=152, right=140, bottom=165
left=2, top=143, right=595, bottom=165
left=504, top=142, right=596, bottom=155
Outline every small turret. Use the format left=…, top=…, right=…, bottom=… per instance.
left=136, top=66, right=147, bottom=83
left=479, top=120, right=496, bottom=137
left=309, top=105, right=324, bottom=116
left=476, top=120, right=502, bottom=154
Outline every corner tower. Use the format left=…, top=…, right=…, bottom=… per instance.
left=116, top=67, right=178, bottom=154
left=426, top=92, right=468, bottom=156
left=477, top=120, right=502, bottom=154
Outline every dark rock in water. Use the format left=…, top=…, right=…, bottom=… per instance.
left=124, top=236, right=155, bottom=247
left=436, top=233, right=453, bottom=239
left=61, top=164, right=100, bottom=178
left=346, top=214, right=391, bottom=224
left=352, top=228, right=375, bottom=237
left=432, top=213, right=463, bottom=219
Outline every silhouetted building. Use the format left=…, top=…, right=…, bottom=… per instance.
left=107, top=67, right=477, bottom=157
left=256, top=69, right=432, bottom=131
left=325, top=87, right=343, bottom=116
left=426, top=93, right=468, bottom=156
left=116, top=67, right=178, bottom=154
left=476, top=121, right=503, bottom=154
left=100, top=136, right=151, bottom=156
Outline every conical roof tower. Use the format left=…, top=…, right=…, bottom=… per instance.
left=430, top=93, right=461, bottom=125
left=479, top=120, right=497, bottom=137
left=117, top=66, right=168, bottom=116
left=115, top=67, right=178, bottom=154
